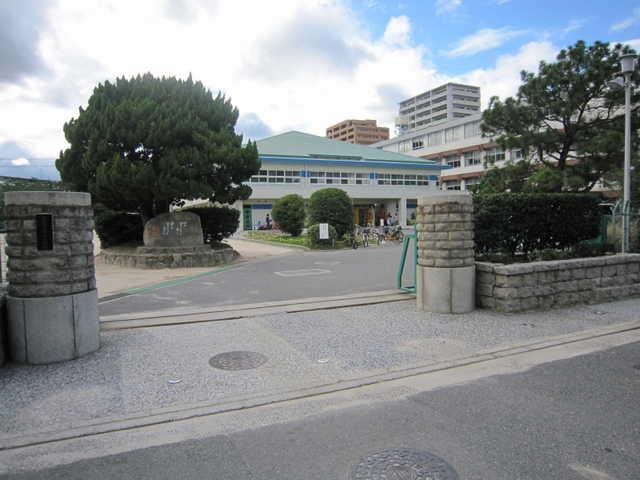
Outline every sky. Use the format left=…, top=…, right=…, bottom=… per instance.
left=0, top=0, right=639, bottom=180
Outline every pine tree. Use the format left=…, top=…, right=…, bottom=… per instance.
left=56, top=74, right=260, bottom=221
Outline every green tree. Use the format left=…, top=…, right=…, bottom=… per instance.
left=56, top=73, right=260, bottom=222
left=308, top=188, right=352, bottom=237
left=272, top=194, right=305, bottom=236
left=481, top=40, right=639, bottom=192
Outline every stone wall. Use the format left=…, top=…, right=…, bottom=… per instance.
left=477, top=254, right=640, bottom=312
left=5, top=192, right=95, bottom=298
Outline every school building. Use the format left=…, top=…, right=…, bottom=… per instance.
left=235, top=131, right=447, bottom=231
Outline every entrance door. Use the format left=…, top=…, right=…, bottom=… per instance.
left=243, top=205, right=252, bottom=230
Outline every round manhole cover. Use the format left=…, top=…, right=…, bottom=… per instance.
left=209, top=351, right=268, bottom=371
left=352, top=449, right=459, bottom=480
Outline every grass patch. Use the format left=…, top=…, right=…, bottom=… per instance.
left=246, top=231, right=308, bottom=247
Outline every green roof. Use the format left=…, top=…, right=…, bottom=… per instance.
left=256, top=131, right=439, bottom=165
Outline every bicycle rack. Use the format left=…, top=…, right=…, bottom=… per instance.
left=396, top=230, right=417, bottom=293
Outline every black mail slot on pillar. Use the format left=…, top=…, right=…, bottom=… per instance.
left=4, top=191, right=100, bottom=364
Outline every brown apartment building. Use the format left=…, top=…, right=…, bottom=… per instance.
left=326, top=119, right=389, bottom=145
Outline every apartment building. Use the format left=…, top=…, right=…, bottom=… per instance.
left=395, top=83, right=480, bottom=135
left=325, top=119, right=390, bottom=145
left=374, top=113, right=521, bottom=191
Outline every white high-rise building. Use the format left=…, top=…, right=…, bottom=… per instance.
left=395, top=83, right=480, bottom=135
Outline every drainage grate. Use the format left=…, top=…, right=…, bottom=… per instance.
left=352, top=448, right=459, bottom=480
left=209, top=351, right=268, bottom=371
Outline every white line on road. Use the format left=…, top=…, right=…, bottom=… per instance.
left=274, top=269, right=331, bottom=277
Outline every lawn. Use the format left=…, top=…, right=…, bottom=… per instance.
left=246, top=231, right=309, bottom=247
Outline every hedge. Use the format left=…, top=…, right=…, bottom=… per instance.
left=272, top=194, right=305, bottom=236
left=474, top=193, right=601, bottom=256
left=95, top=206, right=144, bottom=248
left=184, top=205, right=239, bottom=243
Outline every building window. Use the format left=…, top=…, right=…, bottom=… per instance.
left=445, top=126, right=463, bottom=143
left=250, top=169, right=301, bottom=184
left=464, top=151, right=481, bottom=166
left=512, top=149, right=524, bottom=160
left=412, top=137, right=424, bottom=150
left=485, top=147, right=505, bottom=163
left=445, top=155, right=461, bottom=168
left=463, top=121, right=481, bottom=138
left=463, top=177, right=481, bottom=190
left=445, top=180, right=461, bottom=191
left=427, top=131, right=442, bottom=146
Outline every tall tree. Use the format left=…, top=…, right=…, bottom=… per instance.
left=56, top=74, right=260, bottom=221
left=481, top=40, right=639, bottom=192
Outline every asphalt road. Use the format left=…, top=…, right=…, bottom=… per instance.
left=99, top=243, right=412, bottom=316
left=5, top=342, right=639, bottom=479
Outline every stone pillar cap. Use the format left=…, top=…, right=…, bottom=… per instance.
left=418, top=193, right=472, bottom=206
left=5, top=191, right=91, bottom=207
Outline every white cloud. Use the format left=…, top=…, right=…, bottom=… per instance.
left=610, top=7, right=640, bottom=32
left=621, top=38, right=640, bottom=50
left=382, top=15, right=411, bottom=45
left=11, top=157, right=30, bottom=166
left=447, top=27, right=526, bottom=57
left=562, top=18, right=587, bottom=34
left=436, top=0, right=462, bottom=15
left=0, top=0, right=561, bottom=159
left=461, top=40, right=557, bottom=108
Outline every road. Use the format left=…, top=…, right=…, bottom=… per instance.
left=4, top=342, right=638, bottom=479
left=99, top=243, right=412, bottom=316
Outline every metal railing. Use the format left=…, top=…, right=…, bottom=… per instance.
left=396, top=230, right=417, bottom=293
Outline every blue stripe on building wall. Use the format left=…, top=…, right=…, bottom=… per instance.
left=251, top=204, right=272, bottom=210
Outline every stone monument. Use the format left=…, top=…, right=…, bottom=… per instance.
left=5, top=191, right=99, bottom=364
left=416, top=193, right=475, bottom=313
left=101, top=210, right=238, bottom=268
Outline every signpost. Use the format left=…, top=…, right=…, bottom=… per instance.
left=319, top=223, right=329, bottom=240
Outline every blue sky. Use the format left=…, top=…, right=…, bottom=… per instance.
left=0, top=0, right=638, bottom=180
left=352, top=0, right=640, bottom=74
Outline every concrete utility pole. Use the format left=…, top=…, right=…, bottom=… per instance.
left=621, top=53, right=637, bottom=253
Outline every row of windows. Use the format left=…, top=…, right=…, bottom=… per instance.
left=440, top=148, right=519, bottom=169
left=396, top=121, right=483, bottom=152
left=249, top=170, right=432, bottom=186
left=309, top=172, right=370, bottom=185
left=377, top=174, right=431, bottom=186
left=444, top=177, right=481, bottom=191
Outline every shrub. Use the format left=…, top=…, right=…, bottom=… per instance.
left=95, top=206, right=144, bottom=248
left=307, top=223, right=337, bottom=248
left=184, top=206, right=239, bottom=243
left=474, top=193, right=601, bottom=256
left=272, top=194, right=305, bottom=236
left=308, top=188, right=352, bottom=237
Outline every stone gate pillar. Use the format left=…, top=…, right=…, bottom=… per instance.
left=5, top=191, right=99, bottom=364
left=416, top=193, right=475, bottom=313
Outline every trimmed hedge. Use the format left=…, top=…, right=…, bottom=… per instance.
left=95, top=206, right=144, bottom=248
left=272, top=194, right=305, bottom=236
left=184, top=205, right=239, bottom=243
left=308, top=188, right=352, bottom=237
left=474, top=193, right=601, bottom=256
left=307, top=223, right=337, bottom=248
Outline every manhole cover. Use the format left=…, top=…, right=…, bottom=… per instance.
left=352, top=449, right=459, bottom=480
left=209, top=351, right=268, bottom=370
